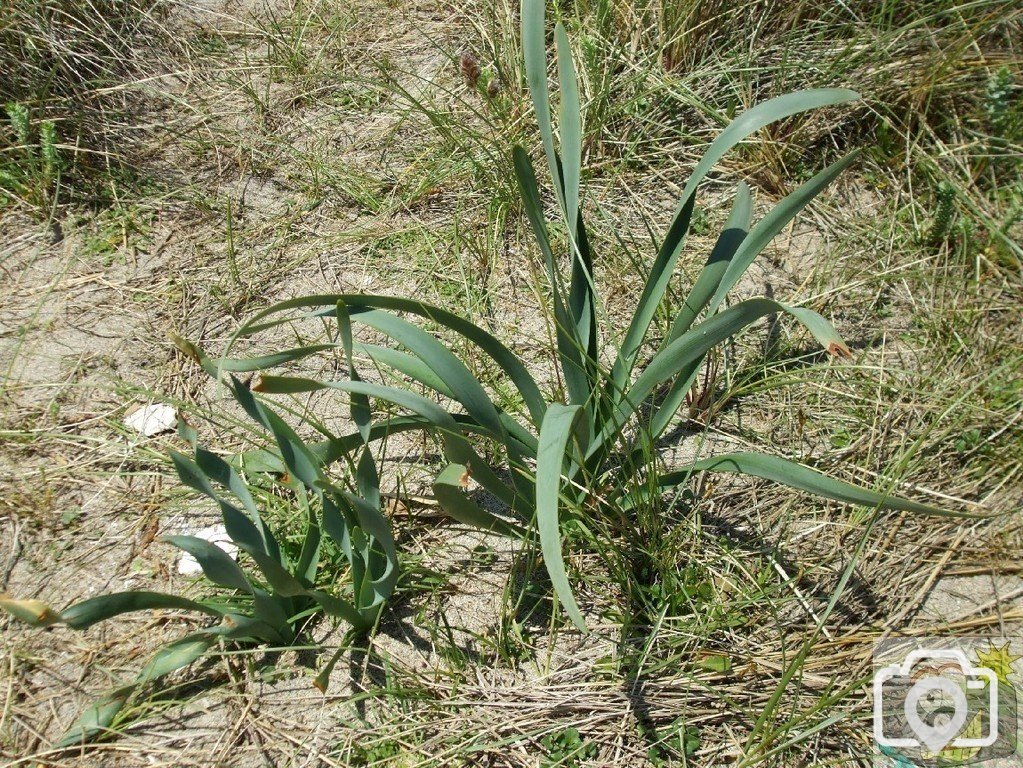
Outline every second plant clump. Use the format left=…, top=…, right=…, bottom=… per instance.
left=0, top=0, right=971, bottom=746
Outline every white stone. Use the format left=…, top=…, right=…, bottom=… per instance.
left=125, top=403, right=177, bottom=436
left=176, top=524, right=239, bottom=576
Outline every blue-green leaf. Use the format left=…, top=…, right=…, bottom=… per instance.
left=536, top=404, right=589, bottom=631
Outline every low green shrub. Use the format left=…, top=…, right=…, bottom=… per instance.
left=0, top=102, right=63, bottom=208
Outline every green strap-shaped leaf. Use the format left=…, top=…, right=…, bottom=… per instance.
left=52, top=591, right=223, bottom=630
left=251, top=590, right=294, bottom=642
left=225, top=294, right=546, bottom=425
left=200, top=344, right=336, bottom=372
left=137, top=634, right=217, bottom=684
left=355, top=448, right=381, bottom=522
left=239, top=414, right=537, bottom=475
left=358, top=342, right=452, bottom=397
left=670, top=183, right=752, bottom=340
left=171, top=450, right=309, bottom=595
left=162, top=535, right=253, bottom=593
left=555, top=23, right=600, bottom=378
left=522, top=0, right=562, bottom=209
left=173, top=446, right=312, bottom=589
left=513, top=146, right=591, bottom=408
left=337, top=300, right=372, bottom=444
left=294, top=506, right=322, bottom=585
left=192, top=445, right=280, bottom=562
left=231, top=372, right=383, bottom=621
left=569, top=201, right=598, bottom=366
left=215, top=613, right=291, bottom=644
left=171, top=450, right=267, bottom=554
left=306, top=588, right=368, bottom=629
left=433, top=463, right=525, bottom=537
left=344, top=491, right=399, bottom=609
left=612, top=88, right=860, bottom=391
left=55, top=633, right=217, bottom=746
left=593, top=298, right=849, bottom=456
left=229, top=376, right=324, bottom=492
left=53, top=685, right=134, bottom=747
left=254, top=375, right=526, bottom=511
left=632, top=299, right=847, bottom=409
left=356, top=342, right=539, bottom=453
left=646, top=185, right=752, bottom=439
left=661, top=451, right=978, bottom=517
left=705, top=151, right=862, bottom=315
left=556, top=22, right=581, bottom=235
left=536, top=404, right=589, bottom=631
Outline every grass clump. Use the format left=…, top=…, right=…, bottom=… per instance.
left=0, top=0, right=168, bottom=212
left=198, top=0, right=975, bottom=634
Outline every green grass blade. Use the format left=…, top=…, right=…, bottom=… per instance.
left=536, top=403, right=589, bottom=631
left=674, top=452, right=979, bottom=517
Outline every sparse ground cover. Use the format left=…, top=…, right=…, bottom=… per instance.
left=1, top=0, right=1021, bottom=765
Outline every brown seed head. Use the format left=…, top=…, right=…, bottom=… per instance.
left=459, top=51, right=481, bottom=89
